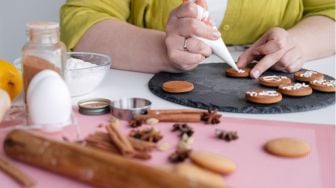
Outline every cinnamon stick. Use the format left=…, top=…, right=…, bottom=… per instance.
left=128, top=137, right=157, bottom=152
left=135, top=114, right=201, bottom=123
left=0, top=155, right=35, bottom=187
left=106, top=118, right=134, bottom=157
left=4, top=130, right=215, bottom=188
left=148, top=109, right=206, bottom=115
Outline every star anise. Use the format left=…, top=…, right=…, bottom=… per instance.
left=129, top=127, right=163, bottom=143
left=201, top=107, right=221, bottom=124
left=128, top=119, right=143, bottom=128
left=172, top=123, right=194, bottom=137
left=215, top=129, right=239, bottom=142
left=168, top=149, right=191, bottom=163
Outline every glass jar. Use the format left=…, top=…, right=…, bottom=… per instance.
left=22, top=22, right=67, bottom=99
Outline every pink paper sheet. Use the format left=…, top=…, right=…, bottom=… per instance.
left=0, top=110, right=334, bottom=188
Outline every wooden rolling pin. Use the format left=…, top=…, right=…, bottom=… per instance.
left=4, top=130, right=214, bottom=188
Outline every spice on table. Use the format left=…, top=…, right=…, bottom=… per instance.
left=106, top=117, right=135, bottom=157
left=84, top=130, right=153, bottom=160
left=158, top=142, right=171, bottom=152
left=129, top=127, right=163, bottom=143
left=169, top=134, right=194, bottom=163
left=0, top=156, right=35, bottom=187
left=128, top=119, right=143, bottom=128
left=215, top=129, right=239, bottom=142
left=168, top=149, right=191, bottom=163
left=201, top=107, right=221, bottom=124
left=145, top=118, right=159, bottom=125
left=172, top=123, right=194, bottom=137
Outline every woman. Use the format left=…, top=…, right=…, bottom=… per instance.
left=60, top=0, right=335, bottom=78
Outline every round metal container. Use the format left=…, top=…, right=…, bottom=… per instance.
left=78, top=98, right=111, bottom=115
left=111, top=98, right=151, bottom=120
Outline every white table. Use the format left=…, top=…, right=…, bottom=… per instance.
left=72, top=53, right=336, bottom=125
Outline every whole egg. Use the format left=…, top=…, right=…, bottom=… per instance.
left=27, top=70, right=72, bottom=131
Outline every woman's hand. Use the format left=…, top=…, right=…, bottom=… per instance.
left=165, top=2, right=220, bottom=71
left=237, top=27, right=304, bottom=78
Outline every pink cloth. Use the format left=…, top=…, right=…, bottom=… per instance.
left=0, top=110, right=334, bottom=188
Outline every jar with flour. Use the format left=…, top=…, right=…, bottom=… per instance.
left=22, top=22, right=67, bottom=99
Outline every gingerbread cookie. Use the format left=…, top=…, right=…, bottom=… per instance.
left=225, top=68, right=251, bottom=78
left=162, top=81, right=194, bottom=93
left=245, top=89, right=282, bottom=104
left=294, top=70, right=324, bottom=82
left=278, top=83, right=312, bottom=97
left=174, top=163, right=224, bottom=187
left=264, top=137, right=311, bottom=158
left=310, top=79, right=336, bottom=93
left=259, top=75, right=291, bottom=87
left=189, top=151, right=236, bottom=174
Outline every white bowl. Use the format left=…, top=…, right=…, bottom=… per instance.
left=65, top=52, right=112, bottom=96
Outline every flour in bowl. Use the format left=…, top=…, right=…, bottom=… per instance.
left=64, top=58, right=107, bottom=96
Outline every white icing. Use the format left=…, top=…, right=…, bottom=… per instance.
left=237, top=69, right=245, bottom=73
left=281, top=83, right=309, bottom=90
left=246, top=90, right=279, bottom=97
left=262, top=75, right=289, bottom=82
left=312, top=79, right=336, bottom=87
left=246, top=91, right=258, bottom=96
left=262, top=75, right=280, bottom=81
left=300, top=71, right=317, bottom=78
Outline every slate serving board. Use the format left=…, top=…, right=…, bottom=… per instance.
left=148, top=63, right=335, bottom=114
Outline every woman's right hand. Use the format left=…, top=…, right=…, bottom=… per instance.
left=165, top=1, right=221, bottom=71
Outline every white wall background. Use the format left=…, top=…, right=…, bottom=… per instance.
left=0, top=0, right=65, bottom=62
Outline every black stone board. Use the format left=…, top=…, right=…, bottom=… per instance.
left=148, top=63, right=335, bottom=114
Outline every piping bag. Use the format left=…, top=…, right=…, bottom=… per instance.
left=183, top=0, right=239, bottom=71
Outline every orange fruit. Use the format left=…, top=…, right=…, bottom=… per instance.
left=0, top=59, right=23, bottom=101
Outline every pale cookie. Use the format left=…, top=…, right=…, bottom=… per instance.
left=225, top=67, right=251, bottom=78
left=245, top=89, right=282, bottom=104
left=259, top=75, right=291, bottom=87
left=174, top=163, right=224, bottom=188
left=294, top=70, right=324, bottom=82
left=278, top=83, right=312, bottom=97
left=189, top=151, right=236, bottom=174
left=310, top=79, right=336, bottom=93
left=264, top=137, right=311, bottom=158
left=162, top=81, right=194, bottom=93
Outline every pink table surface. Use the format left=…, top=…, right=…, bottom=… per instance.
left=0, top=110, right=335, bottom=188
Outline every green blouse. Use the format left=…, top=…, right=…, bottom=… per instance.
left=60, top=0, right=335, bottom=50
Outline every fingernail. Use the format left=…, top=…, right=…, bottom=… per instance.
left=213, top=31, right=221, bottom=38
left=251, top=70, right=260, bottom=78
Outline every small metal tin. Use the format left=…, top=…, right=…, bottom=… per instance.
left=78, top=98, right=111, bottom=115
left=111, top=98, right=151, bottom=120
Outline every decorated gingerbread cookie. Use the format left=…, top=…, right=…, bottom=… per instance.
left=225, top=68, right=251, bottom=78
left=259, top=75, right=291, bottom=87
left=309, top=79, right=336, bottom=93
left=278, top=83, right=313, bottom=97
left=162, top=80, right=194, bottom=93
left=294, top=70, right=324, bottom=82
left=245, top=89, right=282, bottom=104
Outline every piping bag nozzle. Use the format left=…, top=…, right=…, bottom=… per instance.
left=194, top=36, right=239, bottom=71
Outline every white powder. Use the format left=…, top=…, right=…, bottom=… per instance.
left=66, top=58, right=96, bottom=69
left=64, top=58, right=107, bottom=96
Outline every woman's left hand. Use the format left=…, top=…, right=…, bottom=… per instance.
left=237, top=27, right=304, bottom=78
